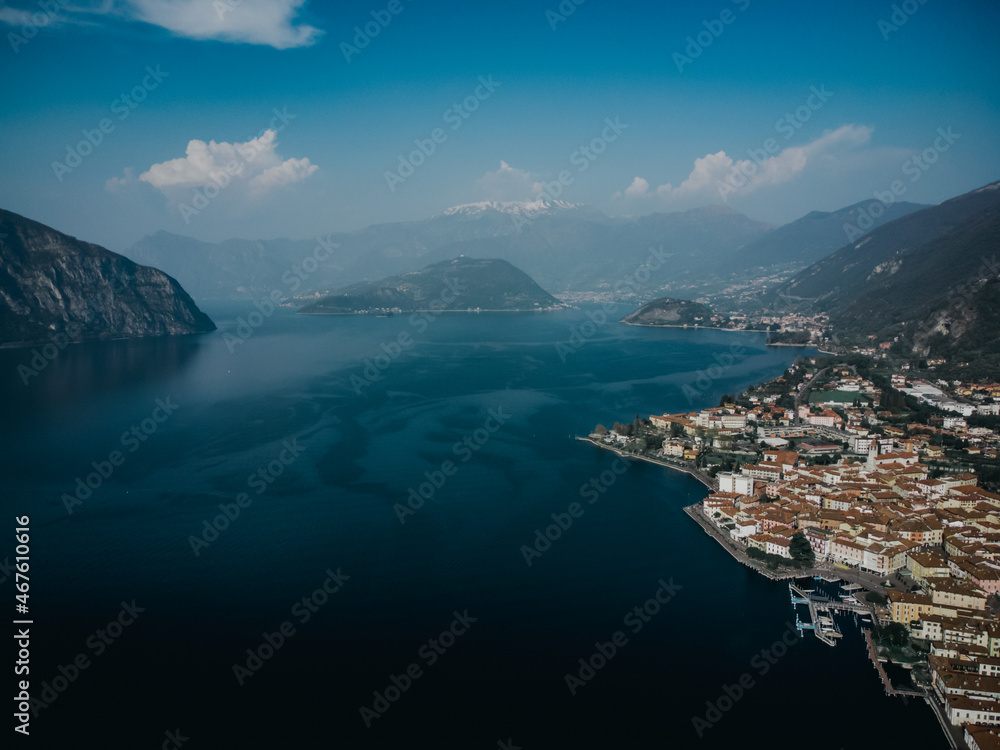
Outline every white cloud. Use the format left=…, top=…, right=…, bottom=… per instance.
left=0, top=0, right=323, bottom=49
left=617, top=124, right=874, bottom=205
left=125, top=0, right=322, bottom=49
left=134, top=130, right=317, bottom=199
left=0, top=7, right=36, bottom=26
left=105, top=167, right=136, bottom=193
left=624, top=176, right=649, bottom=198
left=249, top=157, right=318, bottom=193
left=477, top=161, right=539, bottom=201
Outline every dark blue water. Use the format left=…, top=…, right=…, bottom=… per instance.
left=0, top=306, right=943, bottom=748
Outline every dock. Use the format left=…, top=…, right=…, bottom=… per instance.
left=790, top=583, right=870, bottom=646
left=862, top=629, right=926, bottom=699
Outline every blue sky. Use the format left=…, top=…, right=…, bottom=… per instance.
left=1, top=0, right=998, bottom=250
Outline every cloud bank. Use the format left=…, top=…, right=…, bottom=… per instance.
left=615, top=124, right=874, bottom=205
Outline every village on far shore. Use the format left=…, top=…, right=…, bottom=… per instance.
left=588, top=353, right=1000, bottom=744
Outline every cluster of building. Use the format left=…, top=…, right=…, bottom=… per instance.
left=897, top=375, right=1000, bottom=418
left=699, top=443, right=1000, bottom=731
left=599, top=355, right=1000, bottom=735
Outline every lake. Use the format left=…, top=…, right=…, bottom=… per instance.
left=0, top=304, right=944, bottom=747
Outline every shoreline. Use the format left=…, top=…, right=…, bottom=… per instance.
left=576, top=434, right=961, bottom=742
left=576, top=436, right=717, bottom=490
left=297, top=306, right=569, bottom=316
left=620, top=321, right=767, bottom=334
left=576, top=436, right=894, bottom=597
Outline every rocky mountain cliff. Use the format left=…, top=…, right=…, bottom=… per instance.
left=0, top=209, right=215, bottom=346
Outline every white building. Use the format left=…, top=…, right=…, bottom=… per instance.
left=717, top=472, right=755, bottom=496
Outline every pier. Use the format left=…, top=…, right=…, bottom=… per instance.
left=789, top=583, right=870, bottom=646
left=862, top=629, right=926, bottom=698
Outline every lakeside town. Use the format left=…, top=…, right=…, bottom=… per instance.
left=589, top=352, right=1000, bottom=749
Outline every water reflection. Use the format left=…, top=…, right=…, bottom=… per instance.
left=0, top=332, right=206, bottom=422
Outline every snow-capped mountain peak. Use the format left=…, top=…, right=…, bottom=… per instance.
left=435, top=199, right=589, bottom=218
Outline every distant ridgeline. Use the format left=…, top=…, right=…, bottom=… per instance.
left=299, top=257, right=565, bottom=314
left=771, top=181, right=1000, bottom=372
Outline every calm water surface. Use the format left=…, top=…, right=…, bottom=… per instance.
left=0, top=305, right=944, bottom=748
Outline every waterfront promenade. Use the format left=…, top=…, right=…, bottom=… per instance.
left=684, top=501, right=890, bottom=595
left=577, top=436, right=717, bottom=491
left=579, top=436, right=891, bottom=594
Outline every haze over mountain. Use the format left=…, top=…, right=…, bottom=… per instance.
left=735, top=199, right=927, bottom=270
left=299, top=257, right=561, bottom=314
left=124, top=196, right=923, bottom=302
left=0, top=209, right=214, bottom=346
left=774, top=181, right=1000, bottom=363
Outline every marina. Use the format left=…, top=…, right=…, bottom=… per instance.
left=789, top=583, right=870, bottom=647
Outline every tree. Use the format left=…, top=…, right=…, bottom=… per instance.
left=789, top=531, right=815, bottom=568
left=594, top=424, right=608, bottom=436
left=612, top=422, right=633, bottom=437
left=876, top=622, right=909, bottom=647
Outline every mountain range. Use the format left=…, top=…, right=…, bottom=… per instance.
left=774, top=181, right=1000, bottom=367
left=123, top=196, right=925, bottom=302
left=4, top=180, right=997, bottom=361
